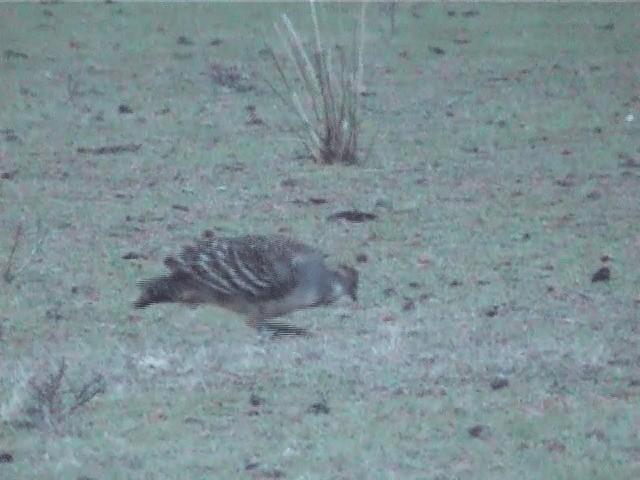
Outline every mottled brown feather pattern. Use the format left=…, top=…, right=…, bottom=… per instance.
left=134, top=231, right=358, bottom=333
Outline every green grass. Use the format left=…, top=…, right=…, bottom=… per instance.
left=1, top=3, right=639, bottom=479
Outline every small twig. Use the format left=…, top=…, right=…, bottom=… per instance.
left=27, top=358, right=67, bottom=426
left=76, top=144, right=141, bottom=155
left=26, top=358, right=106, bottom=433
left=67, top=74, right=80, bottom=101
left=69, top=374, right=106, bottom=415
left=3, top=219, right=45, bottom=284
left=3, top=222, right=23, bottom=283
left=28, top=358, right=66, bottom=406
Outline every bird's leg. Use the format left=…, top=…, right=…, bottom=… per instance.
left=264, top=321, right=310, bottom=339
left=245, top=316, right=309, bottom=338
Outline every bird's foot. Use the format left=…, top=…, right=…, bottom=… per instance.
left=259, top=322, right=310, bottom=339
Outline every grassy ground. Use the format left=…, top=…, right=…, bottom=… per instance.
left=1, top=3, right=639, bottom=479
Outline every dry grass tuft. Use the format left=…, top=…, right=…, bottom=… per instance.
left=264, top=1, right=367, bottom=165
left=24, top=358, right=106, bottom=434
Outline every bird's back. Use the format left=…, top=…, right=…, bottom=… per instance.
left=134, top=232, right=356, bottom=331
left=166, top=232, right=322, bottom=303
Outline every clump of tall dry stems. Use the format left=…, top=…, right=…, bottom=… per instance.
left=264, top=1, right=367, bottom=165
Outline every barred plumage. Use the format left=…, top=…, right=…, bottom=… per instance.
left=134, top=231, right=358, bottom=335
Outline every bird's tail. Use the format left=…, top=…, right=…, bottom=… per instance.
left=134, top=275, right=181, bottom=308
left=134, top=256, right=209, bottom=308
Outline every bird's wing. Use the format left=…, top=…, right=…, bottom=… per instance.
left=177, top=235, right=303, bottom=300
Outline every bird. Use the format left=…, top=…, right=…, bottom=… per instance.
left=134, top=230, right=358, bottom=336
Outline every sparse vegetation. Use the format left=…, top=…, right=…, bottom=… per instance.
left=24, top=358, right=106, bottom=434
left=264, top=1, right=367, bottom=165
left=3, top=221, right=24, bottom=283
left=2, top=220, right=44, bottom=284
